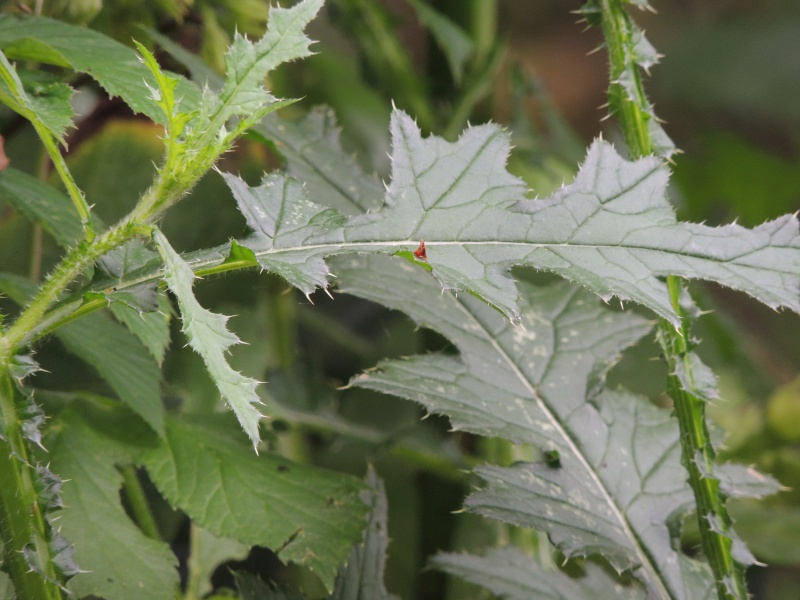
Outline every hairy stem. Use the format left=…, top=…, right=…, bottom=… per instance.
left=119, top=465, right=161, bottom=540
left=0, top=369, right=63, bottom=599
left=598, top=1, right=747, bottom=598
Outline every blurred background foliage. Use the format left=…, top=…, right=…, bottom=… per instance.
left=0, top=0, right=798, bottom=598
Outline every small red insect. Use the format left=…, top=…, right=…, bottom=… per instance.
left=413, top=240, right=427, bottom=260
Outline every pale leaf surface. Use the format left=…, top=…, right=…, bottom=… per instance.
left=154, top=229, right=264, bottom=448
left=332, top=468, right=399, bottom=600
left=257, top=106, right=384, bottom=215
left=432, top=547, right=644, bottom=600
left=226, top=109, right=800, bottom=326
left=338, top=254, right=712, bottom=599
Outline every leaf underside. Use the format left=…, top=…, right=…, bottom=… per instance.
left=338, top=254, right=776, bottom=599
left=431, top=546, right=644, bottom=600
left=154, top=230, right=264, bottom=449
left=223, top=109, right=800, bottom=328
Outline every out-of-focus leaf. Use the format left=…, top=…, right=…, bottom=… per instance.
left=729, top=500, right=800, bottom=565
left=432, top=546, right=644, bottom=600
left=46, top=400, right=176, bottom=600
left=235, top=572, right=305, bottom=600
left=65, top=120, right=163, bottom=224
left=140, top=414, right=368, bottom=593
left=155, top=229, right=263, bottom=448
left=408, top=0, right=473, bottom=84
left=0, top=167, right=81, bottom=246
left=0, top=14, right=199, bottom=126
left=186, top=525, right=248, bottom=600
left=767, top=376, right=800, bottom=443
left=56, top=312, right=165, bottom=436
left=673, top=133, right=800, bottom=228
left=332, top=468, right=398, bottom=600
left=220, top=109, right=800, bottom=327
left=657, top=12, right=800, bottom=130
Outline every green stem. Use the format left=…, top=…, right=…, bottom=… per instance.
left=119, top=465, right=161, bottom=540
left=31, top=120, right=95, bottom=242
left=598, top=1, right=747, bottom=598
left=659, top=282, right=745, bottom=600
left=442, top=41, right=505, bottom=140
left=1, top=222, right=136, bottom=358
left=599, top=0, right=652, bottom=157
left=332, top=0, right=435, bottom=131
left=0, top=369, right=63, bottom=599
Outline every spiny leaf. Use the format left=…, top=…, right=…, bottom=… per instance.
left=196, top=0, right=324, bottom=140
left=154, top=229, right=264, bottom=449
left=338, top=254, right=771, bottom=599
left=407, top=0, right=473, bottom=84
left=431, top=546, right=644, bottom=600
left=224, top=109, right=800, bottom=328
left=256, top=106, right=385, bottom=215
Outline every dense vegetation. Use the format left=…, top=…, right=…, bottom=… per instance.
left=0, top=1, right=798, bottom=599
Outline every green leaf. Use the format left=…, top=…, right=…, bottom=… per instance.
left=110, top=293, right=172, bottom=367
left=46, top=400, right=177, bottom=600
left=145, top=32, right=384, bottom=216
left=140, top=414, right=368, bottom=593
left=0, top=272, right=165, bottom=435
left=0, top=167, right=82, bottom=247
left=0, top=61, right=74, bottom=143
left=408, top=0, right=473, bottom=84
left=154, top=229, right=264, bottom=448
left=340, top=254, right=713, bottom=598
left=194, top=0, right=324, bottom=142
left=98, top=240, right=173, bottom=365
left=0, top=14, right=200, bottom=126
left=56, top=312, right=165, bottom=436
left=223, top=109, right=800, bottom=327
left=332, top=468, right=398, bottom=600
left=186, top=526, right=248, bottom=600
left=431, top=546, right=644, bottom=600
